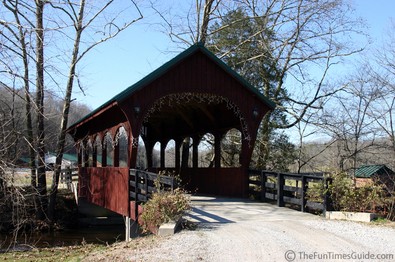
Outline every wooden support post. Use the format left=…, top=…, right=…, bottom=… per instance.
left=145, top=141, right=154, bottom=168
left=143, top=172, right=148, bottom=198
left=261, top=171, right=267, bottom=202
left=160, top=142, right=165, bottom=168
left=134, top=170, right=139, bottom=223
left=92, top=146, right=97, bottom=167
left=170, top=176, right=174, bottom=192
left=125, top=216, right=131, bottom=242
left=175, top=140, right=181, bottom=170
left=301, top=175, right=307, bottom=212
left=323, top=177, right=333, bottom=215
left=277, top=173, right=284, bottom=207
left=214, top=133, right=221, bottom=168
left=114, top=143, right=120, bottom=167
left=66, top=168, right=72, bottom=190
left=192, top=136, right=198, bottom=168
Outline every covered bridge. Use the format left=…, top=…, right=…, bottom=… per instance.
left=67, top=44, right=275, bottom=223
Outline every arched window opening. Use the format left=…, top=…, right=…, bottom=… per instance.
left=136, top=135, right=147, bottom=169
left=165, top=139, right=176, bottom=168
left=221, top=128, right=241, bottom=167
left=116, top=126, right=128, bottom=167
left=104, top=132, right=113, bottom=167
left=95, top=136, right=102, bottom=167
left=198, top=133, right=214, bottom=168
left=152, top=141, right=161, bottom=168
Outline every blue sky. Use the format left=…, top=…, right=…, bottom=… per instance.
left=74, top=1, right=395, bottom=110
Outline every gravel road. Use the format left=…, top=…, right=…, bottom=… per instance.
left=85, top=196, right=395, bottom=262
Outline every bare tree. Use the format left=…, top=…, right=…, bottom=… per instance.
left=369, top=23, right=395, bottom=169
left=293, top=110, right=338, bottom=173
left=0, top=0, right=143, bottom=223
left=48, top=0, right=143, bottom=222
left=319, top=67, right=380, bottom=175
left=153, top=0, right=366, bottom=169
left=1, top=0, right=37, bottom=190
left=150, top=0, right=221, bottom=46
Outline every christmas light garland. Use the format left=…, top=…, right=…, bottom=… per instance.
left=142, top=92, right=251, bottom=145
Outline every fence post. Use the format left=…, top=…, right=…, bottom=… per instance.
left=301, top=175, right=307, bottom=212
left=260, top=171, right=267, bottom=202
left=277, top=173, right=284, bottom=207
left=170, top=176, right=175, bottom=192
left=323, top=177, right=333, bottom=215
left=66, top=167, right=72, bottom=190
left=143, top=172, right=148, bottom=198
left=60, top=170, right=65, bottom=183
left=125, top=216, right=131, bottom=242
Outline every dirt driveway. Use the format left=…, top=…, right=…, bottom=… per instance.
left=86, top=195, right=395, bottom=262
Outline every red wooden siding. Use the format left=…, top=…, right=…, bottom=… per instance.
left=79, top=167, right=129, bottom=217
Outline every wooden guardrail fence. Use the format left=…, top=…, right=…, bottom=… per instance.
left=60, top=168, right=78, bottom=187
left=129, top=169, right=176, bottom=203
left=249, top=170, right=332, bottom=213
left=60, top=167, right=79, bottom=203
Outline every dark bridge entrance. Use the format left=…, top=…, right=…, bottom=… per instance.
left=67, top=44, right=275, bottom=238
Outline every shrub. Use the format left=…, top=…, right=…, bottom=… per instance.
left=139, top=188, right=191, bottom=233
left=306, top=181, right=327, bottom=204
left=306, top=171, right=388, bottom=215
left=329, top=172, right=385, bottom=212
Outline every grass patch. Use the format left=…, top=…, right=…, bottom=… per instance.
left=0, top=244, right=104, bottom=262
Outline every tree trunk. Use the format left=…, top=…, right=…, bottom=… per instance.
left=35, top=0, right=47, bottom=220
left=20, top=20, right=36, bottom=188
left=48, top=0, right=86, bottom=222
left=198, top=0, right=214, bottom=44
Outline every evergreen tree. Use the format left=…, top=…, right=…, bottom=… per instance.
left=207, top=8, right=294, bottom=169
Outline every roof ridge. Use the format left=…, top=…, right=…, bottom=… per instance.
left=67, top=43, right=275, bottom=131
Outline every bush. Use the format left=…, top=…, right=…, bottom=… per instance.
left=306, top=171, right=388, bottom=215
left=328, top=172, right=385, bottom=212
left=306, top=181, right=327, bottom=204
left=139, top=188, right=191, bottom=233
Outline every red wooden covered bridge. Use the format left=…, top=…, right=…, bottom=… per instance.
left=66, top=44, right=275, bottom=237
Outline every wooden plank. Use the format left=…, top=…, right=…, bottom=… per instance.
left=265, top=182, right=276, bottom=189
left=136, top=183, right=147, bottom=190
left=160, top=176, right=174, bottom=185
left=265, top=192, right=277, bottom=200
left=130, top=192, right=136, bottom=199
left=147, top=185, right=155, bottom=193
left=283, top=185, right=301, bottom=193
left=249, top=180, right=261, bottom=186
left=146, top=172, right=158, bottom=180
left=283, top=196, right=302, bottom=205
left=284, top=175, right=302, bottom=181
left=137, top=195, right=147, bottom=202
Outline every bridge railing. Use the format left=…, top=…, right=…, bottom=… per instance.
left=59, top=167, right=79, bottom=203
left=129, top=169, right=176, bottom=203
left=59, top=168, right=78, bottom=188
left=249, top=169, right=332, bottom=213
